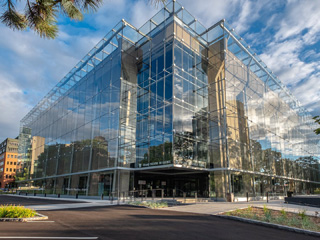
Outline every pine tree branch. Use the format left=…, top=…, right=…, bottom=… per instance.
left=60, top=0, right=83, bottom=20
left=0, top=0, right=27, bottom=30
left=26, top=0, right=58, bottom=39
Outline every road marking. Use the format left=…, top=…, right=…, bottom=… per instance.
left=0, top=237, right=98, bottom=239
left=27, top=221, right=55, bottom=223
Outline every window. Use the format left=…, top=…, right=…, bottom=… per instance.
left=5, top=175, right=8, bottom=179
left=14, top=162, right=16, bottom=165
left=10, top=168, right=12, bottom=172
left=11, top=155, right=13, bottom=158
left=9, top=175, right=11, bottom=178
left=10, top=162, right=12, bottom=165
left=15, top=155, right=17, bottom=158
left=13, top=169, right=15, bottom=172
left=6, top=168, right=8, bottom=171
left=7, top=161, right=9, bottom=164
left=7, top=155, right=10, bottom=158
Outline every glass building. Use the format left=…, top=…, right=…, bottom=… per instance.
left=17, top=1, right=320, bottom=199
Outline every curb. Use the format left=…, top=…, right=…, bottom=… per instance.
left=217, top=215, right=320, bottom=237
left=0, top=213, right=48, bottom=222
left=5, top=194, right=88, bottom=203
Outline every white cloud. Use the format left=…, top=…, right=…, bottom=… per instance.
left=259, top=38, right=316, bottom=86
left=0, top=74, right=28, bottom=140
left=292, top=74, right=320, bottom=114
left=128, top=0, right=159, bottom=28
left=274, top=0, right=320, bottom=42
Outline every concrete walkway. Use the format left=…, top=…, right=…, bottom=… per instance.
left=26, top=202, right=116, bottom=211
left=4, top=194, right=125, bottom=211
left=161, top=200, right=320, bottom=217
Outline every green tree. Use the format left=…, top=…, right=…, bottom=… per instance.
left=1, top=0, right=165, bottom=39
left=313, top=116, right=320, bottom=135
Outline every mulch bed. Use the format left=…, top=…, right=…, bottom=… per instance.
left=223, top=206, right=320, bottom=232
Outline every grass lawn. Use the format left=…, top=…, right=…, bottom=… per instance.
left=223, top=206, right=320, bottom=232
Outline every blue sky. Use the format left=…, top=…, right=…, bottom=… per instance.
left=0, top=0, right=319, bottom=141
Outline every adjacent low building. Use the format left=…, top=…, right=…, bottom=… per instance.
left=17, top=1, right=320, bottom=199
left=0, top=138, right=19, bottom=188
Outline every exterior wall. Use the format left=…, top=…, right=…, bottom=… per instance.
left=16, top=1, right=320, bottom=198
left=134, top=21, right=174, bottom=168
left=172, top=22, right=210, bottom=169
left=0, top=138, right=19, bottom=188
left=17, top=42, right=123, bottom=194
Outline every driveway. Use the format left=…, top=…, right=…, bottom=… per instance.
left=0, top=205, right=317, bottom=240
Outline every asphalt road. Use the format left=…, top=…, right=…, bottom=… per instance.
left=0, top=204, right=317, bottom=240
left=0, top=194, right=85, bottom=205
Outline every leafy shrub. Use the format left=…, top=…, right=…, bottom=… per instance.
left=298, top=210, right=307, bottom=220
left=288, top=216, right=300, bottom=227
left=280, top=209, right=287, bottom=218
left=0, top=205, right=36, bottom=218
left=262, top=205, right=272, bottom=222
left=263, top=205, right=269, bottom=214
left=235, top=209, right=242, bottom=214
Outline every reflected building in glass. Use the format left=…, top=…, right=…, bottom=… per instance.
left=17, top=1, right=320, bottom=199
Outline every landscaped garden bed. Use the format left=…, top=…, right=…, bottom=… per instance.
left=128, top=201, right=168, bottom=209
left=0, top=205, right=47, bottom=222
left=222, top=206, right=320, bottom=232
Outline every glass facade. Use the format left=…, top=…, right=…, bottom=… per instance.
left=17, top=1, right=320, bottom=199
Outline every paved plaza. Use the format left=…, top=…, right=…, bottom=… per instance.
left=161, top=199, right=320, bottom=217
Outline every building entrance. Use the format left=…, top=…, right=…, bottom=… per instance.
left=134, top=169, right=209, bottom=198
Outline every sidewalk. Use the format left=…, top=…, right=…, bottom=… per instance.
left=161, top=200, right=320, bottom=216
left=5, top=194, right=126, bottom=211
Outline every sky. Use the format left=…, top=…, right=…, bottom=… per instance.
left=0, top=0, right=319, bottom=142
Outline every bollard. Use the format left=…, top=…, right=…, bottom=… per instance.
left=152, top=190, right=155, bottom=201
left=133, top=192, right=136, bottom=202
left=111, top=194, right=114, bottom=204
left=26, top=192, right=28, bottom=196
left=76, top=193, right=78, bottom=199
left=58, top=193, right=60, bottom=198
left=246, top=192, right=249, bottom=202
left=183, top=192, right=186, bottom=204
left=161, top=189, right=164, bottom=200
left=44, top=193, right=46, bottom=197
left=34, top=192, right=36, bottom=196
left=267, top=192, right=269, bottom=203
left=122, top=192, right=125, bottom=203
left=141, top=190, right=143, bottom=202
left=19, top=192, right=21, bottom=195
left=173, top=189, right=176, bottom=200
left=101, top=193, right=104, bottom=200
left=195, top=192, right=197, bottom=203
